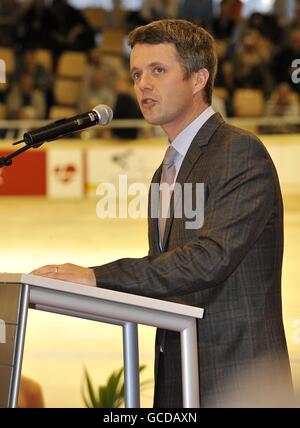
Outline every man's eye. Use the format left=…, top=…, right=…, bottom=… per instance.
left=132, top=72, right=141, bottom=80
left=154, top=67, right=164, bottom=74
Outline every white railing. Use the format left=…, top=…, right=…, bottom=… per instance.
left=0, top=117, right=300, bottom=141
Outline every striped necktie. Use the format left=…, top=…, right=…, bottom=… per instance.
left=159, top=145, right=179, bottom=246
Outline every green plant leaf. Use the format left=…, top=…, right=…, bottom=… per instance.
left=105, top=368, right=124, bottom=407
left=82, top=393, right=91, bottom=409
left=82, top=364, right=152, bottom=408
left=83, top=367, right=98, bottom=408
left=99, top=385, right=109, bottom=407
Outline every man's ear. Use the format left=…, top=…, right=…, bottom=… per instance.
left=193, top=68, right=209, bottom=95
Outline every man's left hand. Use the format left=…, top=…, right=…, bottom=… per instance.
left=30, top=263, right=97, bottom=286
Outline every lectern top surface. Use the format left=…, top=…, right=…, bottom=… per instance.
left=0, top=273, right=204, bottom=319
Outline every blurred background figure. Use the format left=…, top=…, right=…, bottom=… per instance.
left=47, top=0, right=95, bottom=60
left=5, top=72, right=47, bottom=119
left=285, top=0, right=300, bottom=31
left=222, top=0, right=247, bottom=55
left=247, top=11, right=283, bottom=44
left=212, top=92, right=227, bottom=117
left=16, top=0, right=50, bottom=52
left=178, top=0, right=213, bottom=29
left=231, top=28, right=273, bottom=99
left=126, top=0, right=179, bottom=32
left=84, top=48, right=123, bottom=94
left=265, top=82, right=300, bottom=117
left=79, top=68, right=116, bottom=113
left=213, top=0, right=236, bottom=40
left=0, top=0, right=19, bottom=47
left=111, top=73, right=143, bottom=140
left=13, top=50, right=54, bottom=115
left=141, top=0, right=179, bottom=22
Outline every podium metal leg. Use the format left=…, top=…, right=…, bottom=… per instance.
left=181, top=321, right=200, bottom=408
left=123, top=322, right=140, bottom=408
left=9, top=284, right=30, bottom=408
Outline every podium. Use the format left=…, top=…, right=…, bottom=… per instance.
left=0, top=273, right=204, bottom=408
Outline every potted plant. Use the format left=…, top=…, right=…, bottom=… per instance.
left=82, top=365, right=151, bottom=408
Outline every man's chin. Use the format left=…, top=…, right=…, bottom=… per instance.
left=142, top=114, right=162, bottom=126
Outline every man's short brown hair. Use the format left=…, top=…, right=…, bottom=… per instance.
left=128, top=19, right=217, bottom=104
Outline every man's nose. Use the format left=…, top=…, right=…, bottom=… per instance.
left=137, top=73, right=153, bottom=92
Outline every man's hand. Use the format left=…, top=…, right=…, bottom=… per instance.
left=30, top=263, right=97, bottom=286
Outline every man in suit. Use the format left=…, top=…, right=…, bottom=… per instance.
left=32, top=19, right=293, bottom=407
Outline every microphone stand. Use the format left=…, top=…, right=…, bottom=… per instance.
left=0, top=106, right=113, bottom=168
left=0, top=132, right=75, bottom=168
left=0, top=140, right=44, bottom=168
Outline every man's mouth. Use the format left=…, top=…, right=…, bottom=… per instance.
left=141, top=98, right=157, bottom=106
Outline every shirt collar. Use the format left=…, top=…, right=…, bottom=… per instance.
left=171, top=106, right=215, bottom=157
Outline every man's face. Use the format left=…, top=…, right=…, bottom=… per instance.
left=130, top=43, right=201, bottom=140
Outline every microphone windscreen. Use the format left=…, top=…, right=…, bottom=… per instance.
left=93, top=105, right=113, bottom=125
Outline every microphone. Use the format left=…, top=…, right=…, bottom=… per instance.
left=20, top=104, right=113, bottom=147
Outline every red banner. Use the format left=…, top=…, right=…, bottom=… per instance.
left=0, top=151, right=46, bottom=195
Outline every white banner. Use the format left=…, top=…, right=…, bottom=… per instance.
left=47, top=148, right=84, bottom=198
left=86, top=146, right=165, bottom=197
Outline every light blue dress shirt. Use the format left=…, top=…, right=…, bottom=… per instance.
left=169, top=105, right=215, bottom=181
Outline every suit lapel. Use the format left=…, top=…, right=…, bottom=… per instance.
left=161, top=113, right=225, bottom=251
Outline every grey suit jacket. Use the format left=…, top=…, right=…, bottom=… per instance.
left=92, top=113, right=293, bottom=407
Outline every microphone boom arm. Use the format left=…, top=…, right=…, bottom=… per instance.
left=0, top=128, right=85, bottom=168
left=0, top=143, right=31, bottom=168
left=0, top=104, right=113, bottom=168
